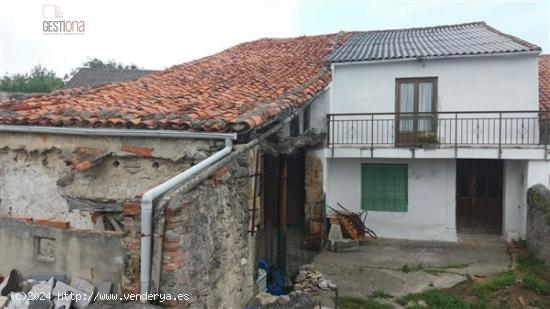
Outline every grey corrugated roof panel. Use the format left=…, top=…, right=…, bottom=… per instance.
left=64, top=68, right=157, bottom=89
left=328, top=22, right=541, bottom=63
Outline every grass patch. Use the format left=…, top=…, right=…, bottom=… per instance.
left=370, top=289, right=393, bottom=299
left=522, top=273, right=550, bottom=295
left=436, top=263, right=469, bottom=269
left=338, top=296, right=392, bottom=309
left=472, top=271, right=516, bottom=299
left=397, top=289, right=488, bottom=309
left=400, top=263, right=425, bottom=273
left=527, top=299, right=548, bottom=308
left=400, top=263, right=468, bottom=276
left=516, top=255, right=548, bottom=275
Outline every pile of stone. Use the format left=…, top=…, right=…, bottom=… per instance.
left=0, top=269, right=113, bottom=309
left=292, top=264, right=336, bottom=293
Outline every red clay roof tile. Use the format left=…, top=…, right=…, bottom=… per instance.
left=0, top=33, right=349, bottom=132
left=540, top=55, right=550, bottom=111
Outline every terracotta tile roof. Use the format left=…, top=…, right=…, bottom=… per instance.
left=0, top=33, right=348, bottom=132
left=540, top=55, right=550, bottom=111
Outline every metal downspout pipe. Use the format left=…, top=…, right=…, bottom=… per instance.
left=0, top=124, right=236, bottom=300
left=139, top=137, right=234, bottom=299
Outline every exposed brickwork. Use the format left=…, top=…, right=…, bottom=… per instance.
left=540, top=55, right=550, bottom=111
left=33, top=219, right=70, bottom=229
left=122, top=201, right=141, bottom=216
left=121, top=144, right=154, bottom=157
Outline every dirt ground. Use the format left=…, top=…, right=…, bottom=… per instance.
left=304, top=235, right=550, bottom=308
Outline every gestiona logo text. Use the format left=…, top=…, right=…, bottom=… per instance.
left=42, top=5, right=85, bottom=35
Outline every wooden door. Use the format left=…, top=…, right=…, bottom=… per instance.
left=456, top=160, right=503, bottom=234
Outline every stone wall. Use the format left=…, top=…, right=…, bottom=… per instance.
left=122, top=145, right=258, bottom=308
left=526, top=184, right=550, bottom=264
left=0, top=217, right=124, bottom=289
left=304, top=151, right=324, bottom=237
left=0, top=132, right=220, bottom=228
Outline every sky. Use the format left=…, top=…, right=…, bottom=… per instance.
left=0, top=0, right=549, bottom=77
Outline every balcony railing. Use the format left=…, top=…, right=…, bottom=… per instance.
left=328, top=111, right=550, bottom=153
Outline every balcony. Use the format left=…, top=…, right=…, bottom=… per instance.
left=327, top=111, right=550, bottom=159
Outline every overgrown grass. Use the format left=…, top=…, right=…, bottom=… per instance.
left=473, top=271, right=517, bottom=298
left=397, top=289, right=489, bottom=309
left=522, top=273, right=550, bottom=295
left=338, top=296, right=392, bottom=309
left=400, top=262, right=468, bottom=276
left=400, top=263, right=425, bottom=273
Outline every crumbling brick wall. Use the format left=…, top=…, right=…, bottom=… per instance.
left=526, top=184, right=550, bottom=264
left=304, top=151, right=324, bottom=236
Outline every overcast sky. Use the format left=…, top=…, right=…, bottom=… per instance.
left=1, top=0, right=549, bottom=77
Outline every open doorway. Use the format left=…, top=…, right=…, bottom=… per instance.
left=256, top=151, right=313, bottom=282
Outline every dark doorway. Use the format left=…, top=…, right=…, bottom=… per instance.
left=257, top=152, right=309, bottom=279
left=456, top=159, right=503, bottom=234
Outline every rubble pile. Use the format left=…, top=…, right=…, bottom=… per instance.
left=292, top=264, right=336, bottom=293
left=0, top=269, right=113, bottom=309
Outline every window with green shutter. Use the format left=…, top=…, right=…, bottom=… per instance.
left=361, top=164, right=408, bottom=212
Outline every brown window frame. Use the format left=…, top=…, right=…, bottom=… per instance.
left=395, top=77, right=438, bottom=145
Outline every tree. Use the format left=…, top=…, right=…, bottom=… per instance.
left=65, top=57, right=141, bottom=79
left=81, top=58, right=140, bottom=70
left=0, top=65, right=64, bottom=93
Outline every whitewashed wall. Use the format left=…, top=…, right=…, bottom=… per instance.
left=328, top=55, right=540, bottom=150
left=330, top=55, right=539, bottom=114
left=326, top=158, right=457, bottom=241
left=503, top=160, right=528, bottom=240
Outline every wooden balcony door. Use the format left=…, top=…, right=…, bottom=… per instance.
left=456, top=159, right=503, bottom=234
left=395, top=78, right=438, bottom=145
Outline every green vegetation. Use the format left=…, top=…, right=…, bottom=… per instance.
left=370, top=289, right=393, bottom=299
left=0, top=65, right=64, bottom=93
left=338, top=296, right=392, bottom=309
left=397, top=289, right=487, bottom=309
left=473, top=271, right=516, bottom=298
left=399, top=262, right=468, bottom=276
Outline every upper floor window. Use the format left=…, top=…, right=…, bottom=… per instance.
left=396, top=77, right=438, bottom=145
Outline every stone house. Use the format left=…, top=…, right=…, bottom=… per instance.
left=1, top=21, right=549, bottom=308
left=0, top=33, right=347, bottom=307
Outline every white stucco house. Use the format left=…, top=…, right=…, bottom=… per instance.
left=308, top=22, right=548, bottom=241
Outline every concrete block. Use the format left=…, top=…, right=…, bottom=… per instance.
left=28, top=299, right=54, bottom=309
left=53, top=297, right=72, bottom=309
left=31, top=273, right=66, bottom=283
left=328, top=223, right=343, bottom=241
left=29, top=278, right=54, bottom=296
left=7, top=292, right=28, bottom=309
left=329, top=239, right=359, bottom=252
left=52, top=280, right=93, bottom=309
left=73, top=278, right=96, bottom=308
left=95, top=282, right=113, bottom=297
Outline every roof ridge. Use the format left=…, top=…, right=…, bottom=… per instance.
left=480, top=22, right=541, bottom=51
left=349, top=21, right=486, bottom=34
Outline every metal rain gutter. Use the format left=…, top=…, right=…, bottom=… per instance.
left=0, top=125, right=237, bottom=300
left=0, top=125, right=236, bottom=140
left=139, top=137, right=234, bottom=299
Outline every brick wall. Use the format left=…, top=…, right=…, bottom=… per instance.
left=526, top=184, right=550, bottom=264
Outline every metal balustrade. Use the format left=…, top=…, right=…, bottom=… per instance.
left=327, top=111, right=550, bottom=153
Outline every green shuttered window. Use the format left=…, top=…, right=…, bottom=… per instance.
left=361, top=164, right=408, bottom=212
